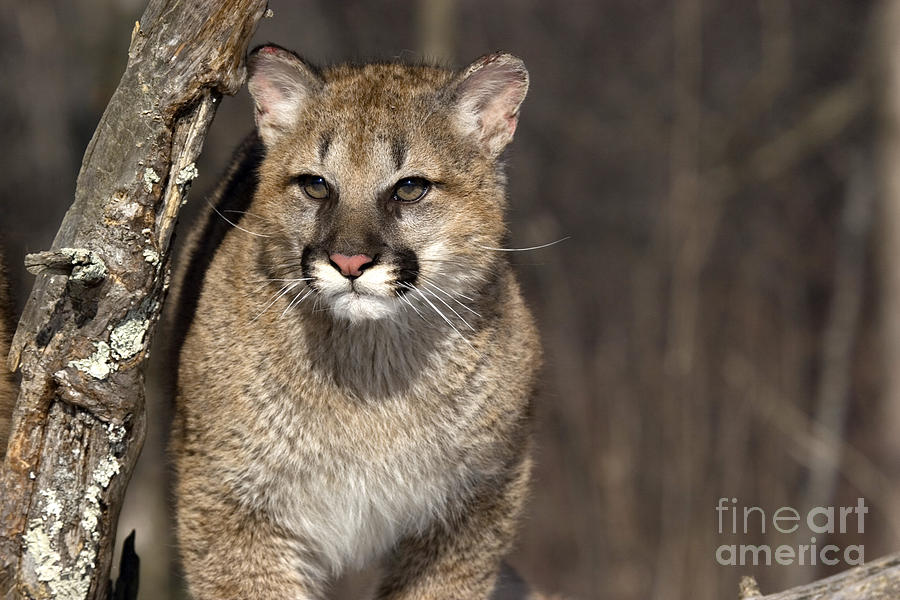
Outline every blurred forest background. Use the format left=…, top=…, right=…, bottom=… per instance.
left=2, top=0, right=900, bottom=599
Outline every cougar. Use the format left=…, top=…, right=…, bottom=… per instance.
left=172, top=45, right=542, bottom=599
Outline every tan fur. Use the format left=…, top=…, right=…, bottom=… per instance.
left=173, top=48, right=541, bottom=599
left=0, top=250, right=16, bottom=458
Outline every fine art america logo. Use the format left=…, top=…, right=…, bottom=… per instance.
left=715, top=497, right=867, bottom=566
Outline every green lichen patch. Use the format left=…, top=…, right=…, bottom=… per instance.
left=22, top=443, right=123, bottom=598
left=28, top=248, right=108, bottom=284
left=110, top=312, right=150, bottom=361
left=175, top=162, right=198, bottom=186
left=142, top=248, right=160, bottom=266
left=143, top=167, right=160, bottom=193
left=68, top=342, right=116, bottom=380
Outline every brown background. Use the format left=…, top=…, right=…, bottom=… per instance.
left=1, top=1, right=899, bottom=599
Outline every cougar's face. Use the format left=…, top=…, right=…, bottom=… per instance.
left=252, top=64, right=506, bottom=323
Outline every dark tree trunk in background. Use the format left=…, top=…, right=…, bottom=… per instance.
left=878, top=0, right=900, bottom=515
left=0, top=1, right=267, bottom=598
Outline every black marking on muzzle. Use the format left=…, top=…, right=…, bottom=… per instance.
left=301, top=246, right=315, bottom=282
left=394, top=247, right=419, bottom=294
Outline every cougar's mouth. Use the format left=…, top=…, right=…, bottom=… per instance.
left=298, top=245, right=420, bottom=322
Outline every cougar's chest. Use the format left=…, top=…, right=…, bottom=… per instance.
left=223, top=304, right=479, bottom=570
left=250, top=386, right=465, bottom=572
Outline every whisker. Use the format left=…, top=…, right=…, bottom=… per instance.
left=245, top=277, right=313, bottom=298
left=280, top=290, right=303, bottom=318
left=281, top=288, right=314, bottom=318
left=222, top=209, right=274, bottom=223
left=420, top=284, right=475, bottom=330
left=416, top=263, right=488, bottom=286
left=266, top=259, right=309, bottom=271
left=207, top=198, right=271, bottom=238
left=254, top=281, right=291, bottom=306
left=405, top=284, right=476, bottom=352
left=397, top=290, right=427, bottom=321
left=415, top=258, right=473, bottom=268
left=475, top=236, right=571, bottom=252
left=250, top=277, right=314, bottom=284
left=310, top=294, right=326, bottom=315
left=245, top=280, right=272, bottom=296
left=419, top=276, right=480, bottom=313
left=251, top=282, right=300, bottom=322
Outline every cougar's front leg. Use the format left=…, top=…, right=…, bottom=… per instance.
left=176, top=468, right=324, bottom=600
left=376, top=456, right=532, bottom=600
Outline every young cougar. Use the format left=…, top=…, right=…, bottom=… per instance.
left=173, top=45, right=541, bottom=599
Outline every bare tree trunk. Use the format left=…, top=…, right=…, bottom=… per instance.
left=877, top=0, right=900, bottom=520
left=798, top=152, right=873, bottom=542
left=416, top=0, right=455, bottom=63
left=655, top=0, right=710, bottom=597
left=0, top=1, right=267, bottom=598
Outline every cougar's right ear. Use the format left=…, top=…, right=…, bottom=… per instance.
left=247, top=45, right=324, bottom=147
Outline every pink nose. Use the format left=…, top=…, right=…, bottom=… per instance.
left=329, top=253, right=373, bottom=277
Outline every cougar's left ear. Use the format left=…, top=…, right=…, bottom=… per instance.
left=247, top=45, right=324, bottom=147
left=451, top=53, right=529, bottom=157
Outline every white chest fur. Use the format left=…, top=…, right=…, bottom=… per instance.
left=275, top=448, right=451, bottom=574
left=233, top=390, right=465, bottom=577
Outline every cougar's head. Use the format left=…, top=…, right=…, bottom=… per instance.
left=246, top=46, right=528, bottom=323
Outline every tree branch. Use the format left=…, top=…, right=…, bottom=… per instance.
left=740, top=552, right=900, bottom=599
left=0, top=1, right=267, bottom=597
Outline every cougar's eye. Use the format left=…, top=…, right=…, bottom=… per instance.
left=296, top=175, right=330, bottom=200
left=392, top=177, right=430, bottom=203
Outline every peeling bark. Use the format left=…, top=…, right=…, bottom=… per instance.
left=0, top=1, right=268, bottom=598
